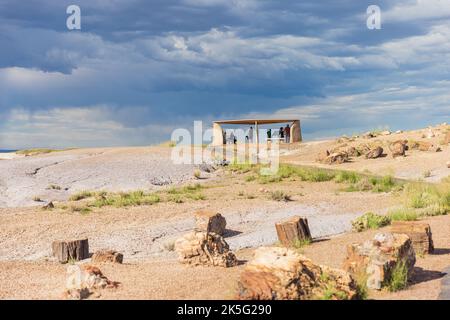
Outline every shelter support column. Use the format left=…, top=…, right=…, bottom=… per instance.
left=290, top=120, right=302, bottom=143
left=212, top=122, right=224, bottom=146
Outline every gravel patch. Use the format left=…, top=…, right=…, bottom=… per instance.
left=0, top=202, right=363, bottom=262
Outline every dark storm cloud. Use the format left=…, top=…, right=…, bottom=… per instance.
left=0, top=0, right=449, bottom=148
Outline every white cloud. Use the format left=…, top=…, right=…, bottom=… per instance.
left=242, top=81, right=450, bottom=138
left=0, top=106, right=175, bottom=149
left=384, top=0, right=450, bottom=22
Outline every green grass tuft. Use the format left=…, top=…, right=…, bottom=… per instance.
left=386, top=260, right=409, bottom=292
left=69, top=191, right=93, bottom=201
left=270, top=190, right=292, bottom=202
left=388, top=208, right=418, bottom=221
left=352, top=212, right=391, bottom=232
left=335, top=171, right=361, bottom=184
left=292, top=238, right=311, bottom=249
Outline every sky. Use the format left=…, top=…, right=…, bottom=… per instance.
left=0, top=0, right=449, bottom=148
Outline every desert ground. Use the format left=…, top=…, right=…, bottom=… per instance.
left=0, top=124, right=449, bottom=300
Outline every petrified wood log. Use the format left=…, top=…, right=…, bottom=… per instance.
left=275, top=216, right=312, bottom=247
left=52, top=239, right=89, bottom=263
left=390, top=221, right=434, bottom=255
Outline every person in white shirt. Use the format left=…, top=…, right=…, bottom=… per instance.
left=248, top=126, right=254, bottom=143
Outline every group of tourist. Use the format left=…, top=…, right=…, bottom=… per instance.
left=222, top=124, right=291, bottom=144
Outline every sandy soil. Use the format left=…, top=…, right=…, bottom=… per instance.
left=0, top=214, right=448, bottom=300
left=0, top=178, right=395, bottom=261
left=0, top=125, right=448, bottom=300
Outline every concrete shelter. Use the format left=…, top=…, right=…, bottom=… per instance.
left=212, top=119, right=302, bottom=145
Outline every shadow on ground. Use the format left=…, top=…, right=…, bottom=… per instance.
left=410, top=267, right=446, bottom=285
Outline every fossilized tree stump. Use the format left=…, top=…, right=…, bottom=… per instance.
left=275, top=216, right=312, bottom=247
left=52, top=239, right=89, bottom=263
left=194, top=210, right=226, bottom=235
left=390, top=221, right=434, bottom=255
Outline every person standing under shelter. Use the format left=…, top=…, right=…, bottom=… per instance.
left=248, top=126, right=254, bottom=143
left=267, top=128, right=272, bottom=141
left=279, top=127, right=284, bottom=141
left=284, top=124, right=290, bottom=143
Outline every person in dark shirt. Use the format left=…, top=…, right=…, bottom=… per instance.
left=279, top=127, right=284, bottom=140
left=284, top=124, right=290, bottom=143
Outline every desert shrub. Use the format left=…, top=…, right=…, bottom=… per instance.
left=168, top=195, right=183, bottom=203
left=406, top=183, right=449, bottom=213
left=70, top=190, right=93, bottom=201
left=182, top=183, right=203, bottom=192
left=88, top=190, right=160, bottom=208
left=258, top=175, right=283, bottom=184
left=227, top=162, right=256, bottom=174
left=186, top=193, right=206, bottom=201
left=388, top=182, right=450, bottom=219
left=388, top=208, right=418, bottom=221
left=335, top=171, right=361, bottom=184
left=344, top=175, right=400, bottom=193
left=193, top=169, right=201, bottom=179
left=292, top=238, right=311, bottom=249
left=354, top=273, right=368, bottom=300
left=163, top=241, right=176, bottom=251
left=423, top=170, right=431, bottom=178
left=32, top=196, right=42, bottom=202
left=317, top=273, right=350, bottom=300
left=386, top=260, right=409, bottom=292
left=245, top=175, right=256, bottom=182
left=351, top=212, right=391, bottom=232
left=47, top=184, right=62, bottom=190
left=371, top=175, right=397, bottom=193
left=270, top=191, right=292, bottom=202
left=70, top=205, right=92, bottom=214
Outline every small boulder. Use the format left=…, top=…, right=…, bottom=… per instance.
left=65, top=264, right=119, bottom=299
left=365, top=146, right=383, bottom=159
left=91, top=250, right=123, bottom=264
left=343, top=233, right=415, bottom=290
left=380, top=130, right=391, bottom=136
left=237, top=247, right=358, bottom=300
left=174, top=231, right=237, bottom=267
left=414, top=141, right=441, bottom=152
left=194, top=211, right=226, bottom=235
left=42, top=201, right=55, bottom=210
left=323, top=152, right=348, bottom=165
left=356, top=144, right=371, bottom=155
left=198, top=163, right=216, bottom=173
left=389, top=140, right=408, bottom=158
